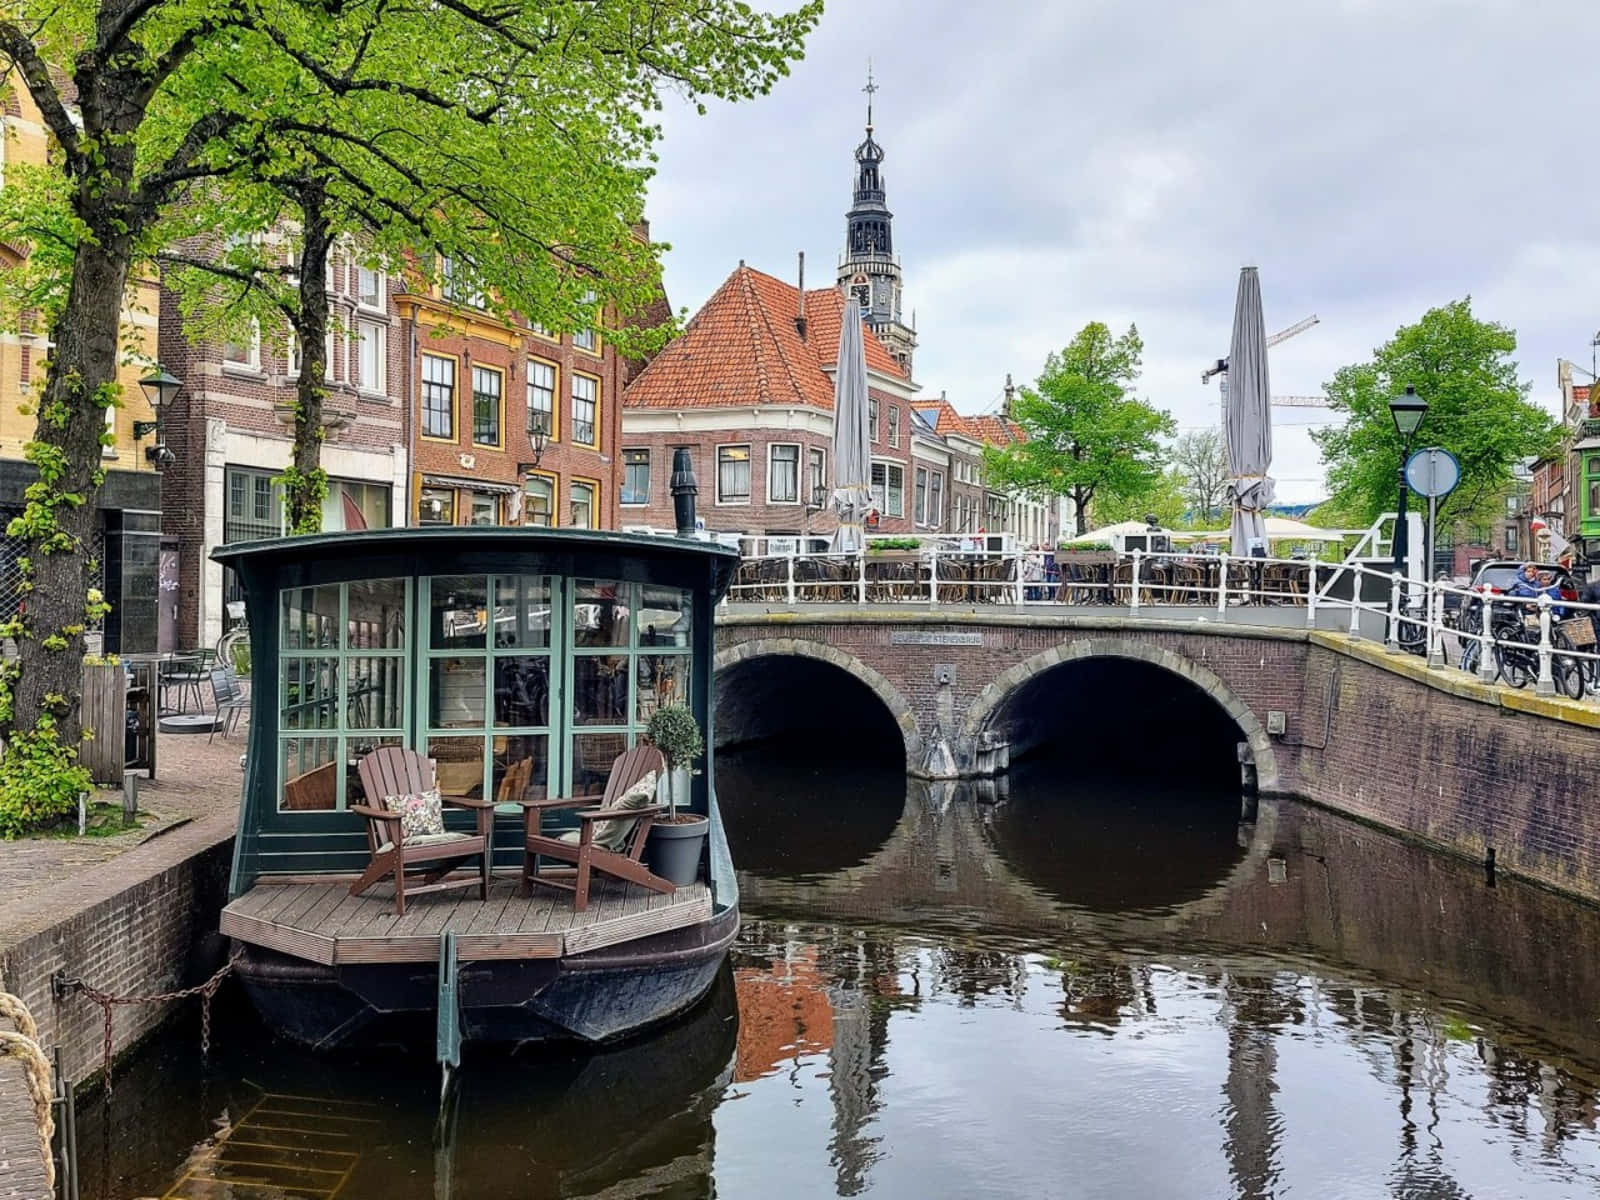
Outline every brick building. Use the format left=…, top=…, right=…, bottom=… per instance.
left=158, top=247, right=408, bottom=651
left=394, top=260, right=626, bottom=532
left=620, top=262, right=924, bottom=542
left=1, top=80, right=163, bottom=652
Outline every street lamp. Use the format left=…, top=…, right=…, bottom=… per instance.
left=136, top=365, right=182, bottom=466
left=517, top=414, right=549, bottom=475
left=1388, top=385, right=1429, bottom=578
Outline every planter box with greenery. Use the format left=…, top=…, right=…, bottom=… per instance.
left=644, top=703, right=708, bottom=887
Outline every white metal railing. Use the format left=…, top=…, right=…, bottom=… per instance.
left=723, top=542, right=1600, bottom=705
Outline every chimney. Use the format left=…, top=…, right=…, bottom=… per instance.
left=795, top=251, right=807, bottom=340
left=1002, top=372, right=1015, bottom=418
left=671, top=448, right=699, bottom=538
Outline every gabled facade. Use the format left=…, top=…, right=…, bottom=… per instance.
left=393, top=260, right=626, bottom=535
left=620, top=263, right=922, bottom=540
left=158, top=242, right=408, bottom=652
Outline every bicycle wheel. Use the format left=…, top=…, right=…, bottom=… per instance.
left=1551, top=630, right=1585, bottom=700
left=1493, top=635, right=1534, bottom=688
left=217, top=627, right=251, bottom=676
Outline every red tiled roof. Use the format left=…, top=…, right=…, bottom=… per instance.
left=911, top=399, right=978, bottom=439
left=971, top=414, right=1026, bottom=447
left=622, top=264, right=907, bottom=411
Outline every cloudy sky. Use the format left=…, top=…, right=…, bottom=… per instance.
left=646, top=0, right=1599, bottom=505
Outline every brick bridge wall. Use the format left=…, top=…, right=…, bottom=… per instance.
left=713, top=611, right=1600, bottom=905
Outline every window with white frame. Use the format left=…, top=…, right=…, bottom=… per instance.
left=870, top=462, right=904, bottom=518
left=914, top=467, right=928, bottom=525
left=807, top=448, right=826, bottom=507
left=869, top=397, right=879, bottom=443
left=356, top=320, right=386, bottom=392
left=357, top=266, right=384, bottom=311
left=422, top=353, right=455, bottom=439
left=929, top=472, right=944, bottom=528
left=769, top=443, right=800, bottom=504
left=573, top=290, right=598, bottom=352
left=717, top=445, right=751, bottom=504
left=570, top=374, right=598, bottom=447
left=526, top=360, right=555, bottom=439
left=223, top=321, right=260, bottom=370
left=888, top=405, right=899, bottom=448
left=621, top=449, right=650, bottom=505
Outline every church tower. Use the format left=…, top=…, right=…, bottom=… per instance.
left=838, top=69, right=917, bottom=374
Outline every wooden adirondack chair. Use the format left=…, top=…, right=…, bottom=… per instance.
left=350, top=746, right=493, bottom=916
left=518, top=744, right=675, bottom=912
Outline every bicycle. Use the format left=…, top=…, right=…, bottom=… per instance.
left=216, top=623, right=251, bottom=677
left=1470, top=610, right=1584, bottom=699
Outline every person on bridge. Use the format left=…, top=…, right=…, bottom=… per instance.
left=1507, top=564, right=1568, bottom=618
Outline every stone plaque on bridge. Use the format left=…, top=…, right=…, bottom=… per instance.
left=889, top=631, right=985, bottom=647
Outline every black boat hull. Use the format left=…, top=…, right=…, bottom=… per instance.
left=234, top=905, right=740, bottom=1051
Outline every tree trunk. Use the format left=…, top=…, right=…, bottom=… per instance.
left=6, top=236, right=134, bottom=749
left=284, top=186, right=332, bottom=534
left=1073, top=489, right=1091, bottom=536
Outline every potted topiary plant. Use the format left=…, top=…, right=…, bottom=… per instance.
left=644, top=703, right=708, bottom=886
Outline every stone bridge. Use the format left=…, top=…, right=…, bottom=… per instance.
left=712, top=606, right=1600, bottom=905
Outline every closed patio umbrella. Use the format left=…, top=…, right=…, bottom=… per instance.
left=1225, top=267, right=1275, bottom=556
left=830, top=299, right=874, bottom=553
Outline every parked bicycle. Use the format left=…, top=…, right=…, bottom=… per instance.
left=1457, top=601, right=1584, bottom=698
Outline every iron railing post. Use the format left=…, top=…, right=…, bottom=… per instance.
left=785, top=551, right=796, bottom=606
left=1386, top=571, right=1402, bottom=650
left=1217, top=553, right=1229, bottom=616
left=1349, top=567, right=1363, bottom=638
left=1427, top=584, right=1446, bottom=668
left=1537, top=593, right=1556, bottom=695
left=1129, top=548, right=1142, bottom=614
left=857, top=549, right=867, bottom=606
left=1306, top=560, right=1318, bottom=628
left=1479, top=597, right=1499, bottom=683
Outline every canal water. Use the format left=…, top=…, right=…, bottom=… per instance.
left=82, top=748, right=1600, bottom=1199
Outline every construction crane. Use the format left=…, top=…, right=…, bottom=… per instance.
left=1203, top=315, right=1330, bottom=412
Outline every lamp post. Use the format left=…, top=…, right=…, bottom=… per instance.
left=1388, top=385, right=1429, bottom=578
left=136, top=365, right=182, bottom=467
left=516, top=414, right=549, bottom=476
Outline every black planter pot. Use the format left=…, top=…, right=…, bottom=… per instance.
left=647, top=817, right=709, bottom=886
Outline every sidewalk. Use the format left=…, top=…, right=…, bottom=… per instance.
left=0, top=730, right=246, bottom=948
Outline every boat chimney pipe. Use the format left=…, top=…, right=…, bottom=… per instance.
left=671, top=448, right=699, bottom=538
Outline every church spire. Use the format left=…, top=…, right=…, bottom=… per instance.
left=838, top=66, right=916, bottom=375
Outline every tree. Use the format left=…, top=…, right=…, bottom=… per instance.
left=1169, top=428, right=1230, bottom=524
left=1311, top=299, right=1558, bottom=527
left=982, top=322, right=1175, bottom=535
left=0, top=0, right=818, bottom=823
left=1089, top=468, right=1188, bottom=528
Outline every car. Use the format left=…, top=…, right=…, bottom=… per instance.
left=1457, top=560, right=1579, bottom=628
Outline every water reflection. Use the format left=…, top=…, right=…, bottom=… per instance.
left=106, top=758, right=1600, bottom=1198
left=983, top=755, right=1247, bottom=913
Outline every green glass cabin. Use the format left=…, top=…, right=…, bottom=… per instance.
left=213, top=528, right=738, bottom=901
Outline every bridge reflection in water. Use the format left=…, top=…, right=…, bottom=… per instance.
left=90, top=749, right=1600, bottom=1199
left=718, top=750, right=1600, bottom=1198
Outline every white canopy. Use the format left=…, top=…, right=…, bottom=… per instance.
left=1185, top=517, right=1343, bottom=543
left=1059, top=521, right=1195, bottom=545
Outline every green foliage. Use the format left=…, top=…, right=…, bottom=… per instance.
left=0, top=725, right=91, bottom=838
left=1090, top=468, right=1189, bottom=528
left=868, top=537, right=922, bottom=551
left=983, top=323, right=1175, bottom=535
left=1311, top=299, right=1559, bottom=526
left=276, top=466, right=329, bottom=535
left=645, top=702, right=703, bottom=819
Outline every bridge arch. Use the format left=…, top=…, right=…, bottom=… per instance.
left=958, top=636, right=1280, bottom=790
left=714, top=638, right=923, bottom=773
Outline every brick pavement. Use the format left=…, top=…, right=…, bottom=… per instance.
left=0, top=1055, right=51, bottom=1200
left=0, top=721, right=246, bottom=945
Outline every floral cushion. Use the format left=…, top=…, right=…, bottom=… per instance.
left=383, top=787, right=444, bottom=841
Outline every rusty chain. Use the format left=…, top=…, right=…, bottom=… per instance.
left=66, top=951, right=241, bottom=1092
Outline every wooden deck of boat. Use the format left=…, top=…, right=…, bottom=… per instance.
left=220, top=875, right=712, bottom=965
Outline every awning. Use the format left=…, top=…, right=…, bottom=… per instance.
left=422, top=474, right=519, bottom=495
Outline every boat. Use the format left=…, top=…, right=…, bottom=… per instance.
left=210, top=503, right=741, bottom=1052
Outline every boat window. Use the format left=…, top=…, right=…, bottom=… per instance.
left=278, top=579, right=410, bottom=811
left=570, top=580, right=693, bottom=795
left=425, top=575, right=554, bottom=807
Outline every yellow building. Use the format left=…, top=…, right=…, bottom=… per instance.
left=1, top=79, right=166, bottom=653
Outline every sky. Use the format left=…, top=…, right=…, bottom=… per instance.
left=645, top=0, right=1600, bottom=505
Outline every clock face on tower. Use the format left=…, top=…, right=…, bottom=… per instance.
left=850, top=273, right=870, bottom=310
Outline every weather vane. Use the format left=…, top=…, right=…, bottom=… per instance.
left=863, top=60, right=877, bottom=128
